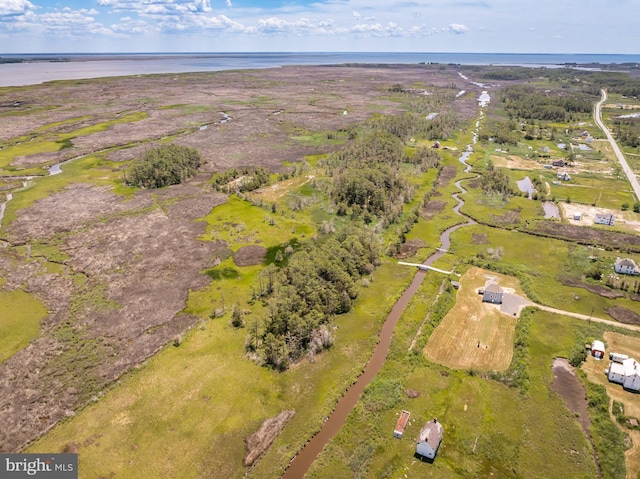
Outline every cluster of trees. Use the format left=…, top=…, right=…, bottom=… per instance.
left=322, top=117, right=443, bottom=224
left=251, top=229, right=380, bottom=369
left=124, top=144, right=202, bottom=189
left=478, top=120, right=520, bottom=145
left=500, top=85, right=593, bottom=122
left=612, top=118, right=640, bottom=149
left=324, top=130, right=411, bottom=225
left=480, top=159, right=515, bottom=199
left=211, top=166, right=271, bottom=193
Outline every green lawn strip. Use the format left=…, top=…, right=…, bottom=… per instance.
left=308, top=307, right=597, bottom=478
left=0, top=290, right=48, bottom=364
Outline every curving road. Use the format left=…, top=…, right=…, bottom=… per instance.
left=594, top=89, right=640, bottom=201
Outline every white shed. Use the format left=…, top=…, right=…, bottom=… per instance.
left=416, top=419, right=443, bottom=460
left=591, top=340, right=605, bottom=360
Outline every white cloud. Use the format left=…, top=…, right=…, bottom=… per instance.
left=225, top=0, right=232, bottom=7
left=97, top=0, right=213, bottom=15
left=0, top=0, right=34, bottom=17
left=352, top=10, right=361, bottom=18
left=447, top=23, right=468, bottom=34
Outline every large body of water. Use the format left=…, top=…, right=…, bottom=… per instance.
left=1, top=52, right=639, bottom=87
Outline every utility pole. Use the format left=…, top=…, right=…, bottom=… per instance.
left=589, top=305, right=594, bottom=325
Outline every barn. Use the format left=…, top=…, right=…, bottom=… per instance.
left=591, top=340, right=605, bottom=360
left=416, top=419, right=443, bottom=460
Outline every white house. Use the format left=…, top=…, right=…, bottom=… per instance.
left=594, top=213, right=615, bottom=226
left=614, top=258, right=640, bottom=276
left=416, top=419, right=443, bottom=460
left=557, top=171, right=571, bottom=181
left=482, top=282, right=503, bottom=304
left=608, top=357, right=640, bottom=392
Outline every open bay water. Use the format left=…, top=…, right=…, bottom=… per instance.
left=1, top=52, right=639, bottom=87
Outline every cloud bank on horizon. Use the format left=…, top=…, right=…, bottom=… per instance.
left=0, top=0, right=638, bottom=54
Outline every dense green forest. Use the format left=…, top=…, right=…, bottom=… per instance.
left=124, top=144, right=202, bottom=188
left=251, top=229, right=380, bottom=369
left=500, top=84, right=593, bottom=122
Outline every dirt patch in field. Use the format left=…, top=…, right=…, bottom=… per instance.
left=529, top=221, right=640, bottom=252
left=560, top=277, right=625, bottom=299
left=234, top=245, right=267, bottom=266
left=606, top=306, right=640, bottom=325
left=472, top=233, right=489, bottom=244
left=491, top=154, right=541, bottom=170
left=244, top=410, right=295, bottom=467
left=489, top=209, right=520, bottom=226
left=550, top=358, right=591, bottom=434
left=421, top=200, right=446, bottom=219
left=438, top=166, right=458, bottom=187
left=394, top=239, right=427, bottom=259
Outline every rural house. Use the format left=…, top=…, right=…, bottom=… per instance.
left=614, top=258, right=640, bottom=276
left=557, top=171, right=571, bottom=181
left=594, top=213, right=615, bottom=226
left=482, top=281, right=503, bottom=304
left=607, top=356, right=640, bottom=392
left=416, top=419, right=443, bottom=460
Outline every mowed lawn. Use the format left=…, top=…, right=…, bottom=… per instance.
left=424, top=267, right=526, bottom=371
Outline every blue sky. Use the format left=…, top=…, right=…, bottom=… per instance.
left=1, top=0, right=638, bottom=54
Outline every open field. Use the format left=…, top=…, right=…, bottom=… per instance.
left=424, top=267, right=522, bottom=371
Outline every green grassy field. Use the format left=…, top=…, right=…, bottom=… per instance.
left=307, top=299, right=598, bottom=479
left=0, top=289, right=48, bottom=364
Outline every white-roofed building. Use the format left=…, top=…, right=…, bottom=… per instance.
left=614, top=257, right=640, bottom=276
left=608, top=357, right=640, bottom=392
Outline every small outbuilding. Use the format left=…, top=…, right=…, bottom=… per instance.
left=416, top=418, right=443, bottom=460
left=394, top=410, right=411, bottom=439
left=591, top=340, right=605, bottom=360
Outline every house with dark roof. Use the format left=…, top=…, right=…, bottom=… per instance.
left=614, top=257, right=640, bottom=276
left=416, top=419, right=443, bottom=460
left=482, top=282, right=503, bottom=304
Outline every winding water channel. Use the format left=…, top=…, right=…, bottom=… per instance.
left=282, top=146, right=478, bottom=477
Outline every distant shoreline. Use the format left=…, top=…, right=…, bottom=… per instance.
left=1, top=52, right=639, bottom=88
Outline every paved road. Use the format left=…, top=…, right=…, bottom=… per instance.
left=594, top=89, right=640, bottom=201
